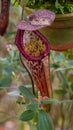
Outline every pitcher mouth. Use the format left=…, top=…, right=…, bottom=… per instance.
left=15, top=29, right=50, bottom=61
left=15, top=9, right=56, bottom=60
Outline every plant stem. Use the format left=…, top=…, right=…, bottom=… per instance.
left=21, top=5, right=24, bottom=20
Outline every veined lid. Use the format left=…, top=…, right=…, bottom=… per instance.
left=17, top=9, right=55, bottom=31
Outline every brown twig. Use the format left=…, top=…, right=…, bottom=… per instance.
left=0, top=0, right=10, bottom=35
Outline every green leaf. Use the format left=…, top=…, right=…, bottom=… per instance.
left=55, top=0, right=60, bottom=9
left=55, top=0, right=64, bottom=14
left=55, top=53, right=65, bottom=62
left=50, top=64, right=59, bottom=69
left=19, top=86, right=35, bottom=101
left=70, top=85, right=73, bottom=92
left=3, top=66, right=13, bottom=75
left=11, top=0, right=19, bottom=6
left=19, top=110, right=35, bottom=121
left=54, top=89, right=67, bottom=95
left=27, top=102, right=39, bottom=111
left=67, top=60, right=73, bottom=65
left=43, top=98, right=59, bottom=104
left=21, top=0, right=29, bottom=6
left=69, top=74, right=73, bottom=84
left=59, top=71, right=70, bottom=89
left=37, top=110, right=54, bottom=130
left=0, top=76, right=12, bottom=89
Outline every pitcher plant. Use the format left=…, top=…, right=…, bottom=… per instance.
left=15, top=10, right=55, bottom=111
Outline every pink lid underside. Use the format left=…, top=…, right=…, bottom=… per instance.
left=17, top=21, right=46, bottom=30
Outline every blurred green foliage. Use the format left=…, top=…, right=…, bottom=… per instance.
left=26, top=0, right=73, bottom=14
